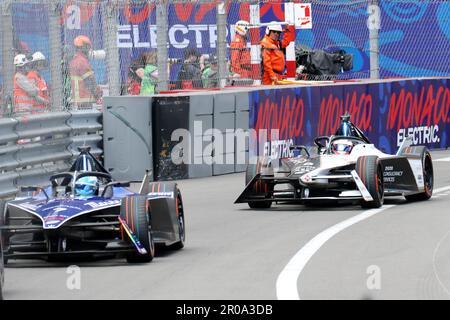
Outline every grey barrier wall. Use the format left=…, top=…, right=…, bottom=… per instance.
left=235, top=92, right=250, bottom=173
left=68, top=110, right=104, bottom=157
left=0, top=111, right=103, bottom=199
left=213, top=93, right=236, bottom=176
left=103, top=97, right=154, bottom=182
left=102, top=91, right=251, bottom=182
left=188, top=95, right=214, bottom=178
left=182, top=91, right=250, bottom=179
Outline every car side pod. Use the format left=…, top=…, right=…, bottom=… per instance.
left=351, top=170, right=374, bottom=202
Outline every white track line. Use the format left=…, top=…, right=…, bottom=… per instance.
left=435, top=157, right=450, bottom=162
left=276, top=185, right=450, bottom=300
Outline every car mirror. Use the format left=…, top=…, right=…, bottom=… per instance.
left=100, top=181, right=130, bottom=197
left=20, top=186, right=50, bottom=201
left=20, top=186, right=39, bottom=193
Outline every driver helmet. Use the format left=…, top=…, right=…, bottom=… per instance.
left=75, top=176, right=99, bottom=198
left=331, top=140, right=354, bottom=155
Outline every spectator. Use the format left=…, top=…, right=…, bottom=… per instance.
left=140, top=51, right=158, bottom=96
left=13, top=54, right=48, bottom=115
left=126, top=53, right=146, bottom=95
left=230, top=20, right=252, bottom=79
left=176, top=48, right=203, bottom=89
left=27, top=51, right=50, bottom=113
left=260, top=22, right=293, bottom=85
left=201, top=55, right=219, bottom=88
left=69, top=35, right=102, bottom=109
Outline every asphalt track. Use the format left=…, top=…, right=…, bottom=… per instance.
left=3, top=150, right=450, bottom=300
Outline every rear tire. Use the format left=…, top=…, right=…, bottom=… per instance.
left=120, top=196, right=155, bottom=263
left=356, top=156, right=384, bottom=208
left=245, top=163, right=272, bottom=209
left=405, top=149, right=433, bottom=202
left=171, top=188, right=185, bottom=250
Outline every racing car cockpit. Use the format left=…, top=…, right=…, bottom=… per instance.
left=314, top=114, right=371, bottom=155
left=330, top=139, right=355, bottom=155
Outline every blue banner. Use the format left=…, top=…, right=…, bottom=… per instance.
left=379, top=1, right=450, bottom=77
left=249, top=78, right=450, bottom=157
left=297, top=1, right=450, bottom=78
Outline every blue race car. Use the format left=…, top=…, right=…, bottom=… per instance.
left=0, top=147, right=185, bottom=264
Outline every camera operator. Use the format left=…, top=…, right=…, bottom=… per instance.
left=175, top=48, right=203, bottom=90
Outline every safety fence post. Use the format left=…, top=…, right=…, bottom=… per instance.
left=1, top=0, right=14, bottom=115
left=156, top=0, right=169, bottom=92
left=48, top=0, right=64, bottom=111
left=368, top=0, right=380, bottom=79
left=217, top=1, right=227, bottom=88
left=105, top=0, right=121, bottom=96
left=249, top=1, right=261, bottom=85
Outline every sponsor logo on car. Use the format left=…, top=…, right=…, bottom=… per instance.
left=44, top=215, right=68, bottom=222
left=148, top=192, right=174, bottom=199
left=383, top=166, right=404, bottom=182
left=84, top=200, right=121, bottom=209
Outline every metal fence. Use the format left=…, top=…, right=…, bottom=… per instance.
left=1, top=0, right=449, bottom=116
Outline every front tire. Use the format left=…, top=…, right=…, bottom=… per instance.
left=120, top=196, right=155, bottom=263
left=356, top=156, right=384, bottom=208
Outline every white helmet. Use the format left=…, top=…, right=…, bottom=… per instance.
left=32, top=51, right=46, bottom=62
left=235, top=20, right=249, bottom=36
left=14, top=54, right=29, bottom=67
left=266, top=22, right=283, bottom=35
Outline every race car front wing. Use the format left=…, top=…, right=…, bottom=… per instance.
left=235, top=170, right=374, bottom=204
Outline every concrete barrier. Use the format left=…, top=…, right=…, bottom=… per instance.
left=103, top=96, right=154, bottom=181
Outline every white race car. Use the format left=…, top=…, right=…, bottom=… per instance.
left=236, top=115, right=433, bottom=209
